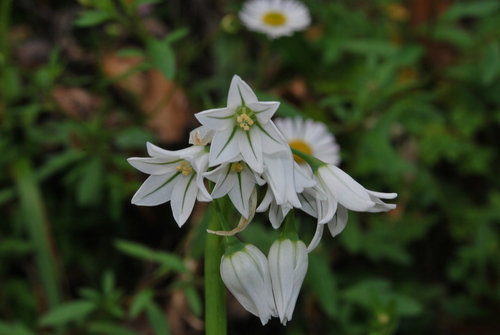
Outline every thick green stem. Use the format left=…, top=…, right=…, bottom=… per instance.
left=204, top=204, right=227, bottom=335
left=0, top=0, right=12, bottom=63
left=12, top=158, right=62, bottom=309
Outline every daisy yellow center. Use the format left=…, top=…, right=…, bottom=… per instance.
left=236, top=113, right=254, bottom=131
left=289, top=139, right=312, bottom=164
left=176, top=161, right=193, bottom=176
left=262, top=11, right=287, bottom=26
left=230, top=162, right=244, bottom=173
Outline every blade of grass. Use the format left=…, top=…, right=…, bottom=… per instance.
left=12, top=158, right=62, bottom=309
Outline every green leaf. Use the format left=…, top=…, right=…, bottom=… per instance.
left=87, top=322, right=142, bottom=335
left=39, top=300, right=96, bottom=326
left=117, top=48, right=145, bottom=58
left=305, top=252, right=337, bottom=317
left=74, top=10, right=114, bottom=27
left=442, top=1, right=500, bottom=20
left=130, top=289, right=154, bottom=319
left=183, top=286, right=203, bottom=316
left=146, top=303, right=170, bottom=335
left=37, top=150, right=85, bottom=181
left=77, top=157, right=103, bottom=206
left=482, top=42, right=500, bottom=85
left=115, top=239, right=187, bottom=273
left=0, top=321, right=34, bottom=335
left=146, top=38, right=176, bottom=80
left=135, top=0, right=162, bottom=5
left=164, top=28, right=189, bottom=44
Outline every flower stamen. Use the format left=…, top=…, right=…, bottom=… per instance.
left=230, top=162, right=244, bottom=173
left=176, top=161, right=193, bottom=175
left=236, top=113, right=254, bottom=131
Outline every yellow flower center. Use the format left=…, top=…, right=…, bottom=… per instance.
left=236, top=113, right=254, bottom=131
left=262, top=11, right=287, bottom=26
left=230, top=162, right=244, bottom=173
left=176, top=161, right=193, bottom=176
left=288, top=139, right=312, bottom=164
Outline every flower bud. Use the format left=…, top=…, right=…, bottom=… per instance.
left=220, top=244, right=277, bottom=325
left=268, top=238, right=308, bottom=325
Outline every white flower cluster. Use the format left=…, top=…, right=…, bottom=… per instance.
left=128, top=75, right=397, bottom=325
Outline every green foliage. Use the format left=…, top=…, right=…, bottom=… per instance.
left=1, top=0, right=500, bottom=334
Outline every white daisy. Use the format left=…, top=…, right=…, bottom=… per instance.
left=239, top=0, right=311, bottom=39
left=274, top=117, right=341, bottom=168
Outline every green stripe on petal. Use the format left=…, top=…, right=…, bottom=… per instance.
left=255, top=123, right=281, bottom=144
left=215, top=126, right=238, bottom=159
left=144, top=171, right=181, bottom=198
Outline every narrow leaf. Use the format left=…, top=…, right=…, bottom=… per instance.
left=39, top=301, right=96, bottom=326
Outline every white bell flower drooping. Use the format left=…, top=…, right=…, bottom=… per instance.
left=239, top=0, right=311, bottom=39
left=195, top=75, right=289, bottom=173
left=220, top=242, right=277, bottom=325
left=127, top=142, right=211, bottom=227
left=268, top=214, right=308, bottom=325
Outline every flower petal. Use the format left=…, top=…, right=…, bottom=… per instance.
left=227, top=75, right=258, bottom=107
left=319, top=165, right=374, bottom=212
left=327, top=204, right=349, bottom=237
left=209, top=127, right=241, bottom=167
left=131, top=173, right=178, bottom=206
left=195, top=107, right=236, bottom=131
left=170, top=174, right=199, bottom=226
left=238, top=126, right=264, bottom=173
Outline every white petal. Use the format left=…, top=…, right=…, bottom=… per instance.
left=209, top=127, right=241, bottom=167
left=327, top=204, right=349, bottom=237
left=131, top=173, right=178, bottom=206
left=238, top=126, right=264, bottom=173
left=146, top=142, right=201, bottom=158
left=170, top=174, right=199, bottom=226
left=319, top=165, right=374, bottom=212
left=307, top=222, right=324, bottom=253
left=127, top=156, right=181, bottom=175
left=227, top=75, right=258, bottom=107
left=248, top=101, right=280, bottom=124
left=195, top=107, right=236, bottom=131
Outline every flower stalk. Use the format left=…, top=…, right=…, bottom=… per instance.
left=204, top=204, right=227, bottom=335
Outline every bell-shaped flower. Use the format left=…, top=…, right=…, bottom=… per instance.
left=204, top=159, right=264, bottom=219
left=195, top=75, right=288, bottom=173
left=313, top=164, right=397, bottom=224
left=127, top=142, right=211, bottom=227
left=258, top=160, right=316, bottom=228
left=268, top=213, right=308, bottom=325
left=220, top=241, right=277, bottom=325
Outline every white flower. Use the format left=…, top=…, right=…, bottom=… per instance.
left=127, top=142, right=211, bottom=227
left=189, top=126, right=215, bottom=146
left=220, top=244, right=277, bottom=325
left=239, top=0, right=311, bottom=39
left=313, top=164, right=397, bottom=224
left=195, top=75, right=289, bottom=173
left=274, top=117, right=341, bottom=170
left=257, top=160, right=315, bottom=228
left=204, top=159, right=264, bottom=219
left=268, top=238, right=308, bottom=325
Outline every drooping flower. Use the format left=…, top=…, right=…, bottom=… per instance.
left=220, top=242, right=277, bottom=325
left=313, top=164, right=397, bottom=224
left=274, top=117, right=341, bottom=169
left=204, top=159, right=265, bottom=219
left=239, top=0, right=311, bottom=39
left=127, top=142, right=211, bottom=227
left=268, top=237, right=308, bottom=325
left=189, top=125, right=216, bottom=146
left=195, top=75, right=289, bottom=173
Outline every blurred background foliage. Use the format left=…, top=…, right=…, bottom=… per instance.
left=1, top=0, right=500, bottom=334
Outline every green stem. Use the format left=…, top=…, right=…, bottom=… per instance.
left=12, top=158, right=63, bottom=310
left=291, top=147, right=326, bottom=173
left=204, top=204, right=227, bottom=335
left=254, top=39, right=272, bottom=90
